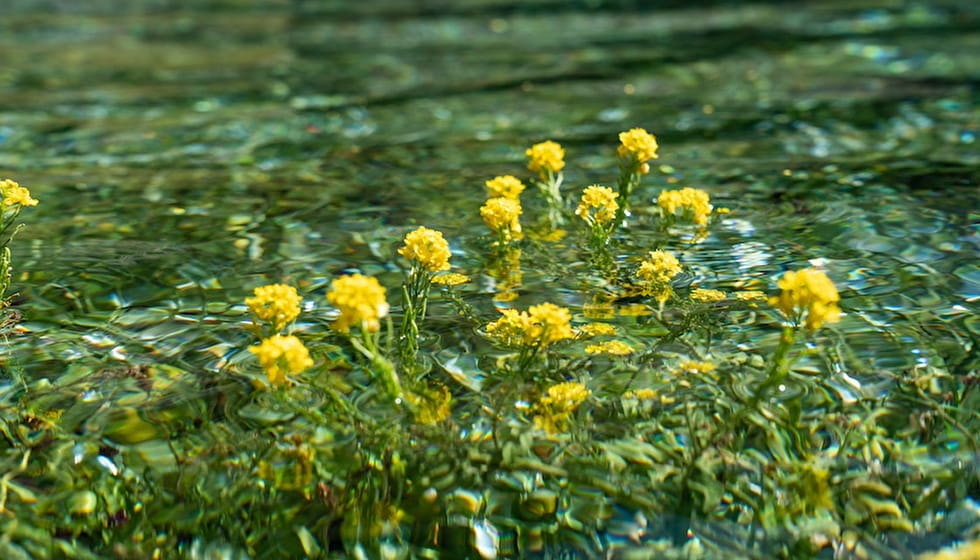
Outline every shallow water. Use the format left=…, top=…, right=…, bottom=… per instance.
left=1, top=0, right=978, bottom=558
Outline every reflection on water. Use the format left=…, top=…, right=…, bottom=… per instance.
left=1, top=0, right=978, bottom=557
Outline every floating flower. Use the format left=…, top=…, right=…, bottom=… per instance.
left=432, top=272, right=470, bottom=286
left=398, top=226, right=452, bottom=272
left=485, top=175, right=526, bottom=199
left=617, top=128, right=659, bottom=165
left=575, top=185, right=619, bottom=225
left=485, top=302, right=574, bottom=348
left=690, top=288, right=726, bottom=303
left=480, top=197, right=523, bottom=241
left=576, top=322, right=618, bottom=337
left=769, top=268, right=841, bottom=330
left=658, top=187, right=712, bottom=226
left=326, top=274, right=390, bottom=333
left=585, top=340, right=634, bottom=355
left=249, top=334, right=313, bottom=385
left=1, top=178, right=38, bottom=208
left=245, top=284, right=302, bottom=332
left=637, top=250, right=682, bottom=285
left=526, top=140, right=565, bottom=176
left=533, top=381, right=590, bottom=434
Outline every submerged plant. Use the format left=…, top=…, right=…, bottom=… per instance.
left=249, top=334, right=313, bottom=386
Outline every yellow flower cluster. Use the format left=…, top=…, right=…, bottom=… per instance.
left=678, top=360, right=716, bottom=375
left=576, top=322, right=618, bottom=337
left=770, top=268, right=841, bottom=330
left=249, top=334, right=314, bottom=385
left=735, top=290, right=767, bottom=302
left=245, top=283, right=302, bottom=331
left=533, top=381, right=590, bottom=434
left=575, top=185, right=619, bottom=224
left=485, top=302, right=574, bottom=348
left=326, top=274, right=390, bottom=333
left=585, top=340, right=633, bottom=355
left=1, top=178, right=39, bottom=208
left=690, top=288, right=726, bottom=303
left=623, top=388, right=658, bottom=400
left=485, top=175, right=526, bottom=199
left=525, top=140, right=565, bottom=176
left=617, top=128, right=659, bottom=165
left=432, top=272, right=470, bottom=286
left=480, top=197, right=523, bottom=240
left=658, top=187, right=712, bottom=226
left=637, top=250, right=682, bottom=285
left=398, top=226, right=452, bottom=272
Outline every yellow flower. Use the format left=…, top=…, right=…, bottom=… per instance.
left=582, top=301, right=615, bottom=320
left=575, top=185, right=619, bottom=224
left=918, top=539, right=980, bottom=560
left=690, top=288, right=726, bottom=303
left=533, top=381, right=590, bottom=434
left=1, top=178, right=38, bottom=208
left=398, top=226, right=452, bottom=272
left=485, top=302, right=574, bottom=348
left=326, top=274, right=390, bottom=332
left=432, top=272, right=470, bottom=286
left=480, top=197, right=523, bottom=240
left=485, top=175, right=526, bottom=199
left=735, top=290, right=767, bottom=302
left=623, top=388, right=658, bottom=400
left=245, top=284, right=302, bottom=332
left=249, top=334, right=313, bottom=385
left=576, top=322, right=618, bottom=337
left=637, top=250, right=682, bottom=285
left=407, top=385, right=452, bottom=425
left=658, top=187, right=712, bottom=226
left=678, top=360, right=716, bottom=374
left=769, top=268, right=841, bottom=330
left=525, top=140, right=565, bottom=176
left=616, top=128, right=659, bottom=164
left=585, top=340, right=633, bottom=355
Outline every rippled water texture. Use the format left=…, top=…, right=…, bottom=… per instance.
left=0, top=0, right=978, bottom=556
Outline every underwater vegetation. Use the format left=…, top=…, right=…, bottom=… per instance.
left=0, top=127, right=977, bottom=559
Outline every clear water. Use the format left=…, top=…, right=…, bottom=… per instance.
left=0, top=1, right=977, bottom=558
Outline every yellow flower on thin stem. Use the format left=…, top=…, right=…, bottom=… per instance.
left=485, top=175, right=526, bottom=200
left=690, top=288, right=726, bottom=303
left=532, top=381, right=590, bottom=435
left=249, top=334, right=313, bottom=386
left=485, top=302, right=574, bottom=372
left=769, top=268, right=840, bottom=331
left=481, top=196, right=523, bottom=244
left=0, top=179, right=39, bottom=209
left=658, top=187, right=712, bottom=226
left=615, top=127, right=657, bottom=223
left=636, top=249, right=682, bottom=316
left=526, top=140, right=566, bottom=228
left=398, top=226, right=454, bottom=374
left=398, top=226, right=451, bottom=273
left=576, top=185, right=620, bottom=266
left=326, top=274, right=390, bottom=333
left=245, top=283, right=302, bottom=333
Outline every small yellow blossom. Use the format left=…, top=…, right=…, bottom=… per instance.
left=533, top=381, right=590, bottom=434
left=576, top=322, right=618, bottom=337
left=1, top=178, right=39, bottom=208
left=485, top=302, right=574, bottom=348
left=617, top=303, right=653, bottom=317
left=326, top=274, right=390, bottom=333
left=575, top=185, right=619, bottom=224
left=585, top=340, right=634, bottom=355
left=398, top=226, right=452, bottom=272
left=617, top=128, right=659, bottom=165
left=249, top=334, right=313, bottom=385
left=769, top=268, right=841, bottom=330
left=407, top=385, right=452, bottom=425
left=715, top=207, right=731, bottom=214
left=525, top=140, right=565, bottom=176
left=432, top=272, right=470, bottom=286
left=485, top=175, right=526, bottom=199
left=658, top=187, right=712, bottom=226
left=637, top=250, right=682, bottom=291
left=480, top=196, right=523, bottom=240
left=678, top=360, right=716, bottom=375
left=690, top=288, right=726, bottom=303
left=245, top=284, right=302, bottom=331
left=735, top=290, right=767, bottom=302
left=624, top=388, right=658, bottom=400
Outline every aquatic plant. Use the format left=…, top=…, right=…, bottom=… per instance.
left=0, top=178, right=37, bottom=311
left=526, top=140, right=566, bottom=228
